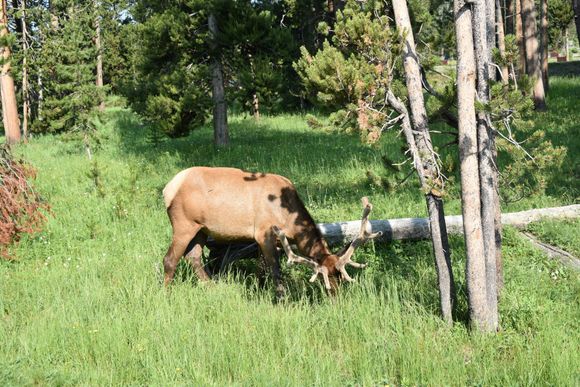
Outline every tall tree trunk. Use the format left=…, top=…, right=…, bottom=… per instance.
left=472, top=0, right=500, bottom=331
left=249, top=56, right=260, bottom=120
left=486, top=0, right=496, bottom=80
left=540, top=0, right=548, bottom=92
left=494, top=2, right=506, bottom=295
left=454, top=0, right=491, bottom=332
left=506, top=0, right=514, bottom=35
left=95, top=0, right=104, bottom=111
left=574, top=0, right=580, bottom=46
left=208, top=13, right=229, bottom=147
left=515, top=0, right=526, bottom=76
left=496, top=0, right=510, bottom=84
left=0, top=0, right=20, bottom=144
left=522, top=0, right=547, bottom=110
left=20, top=0, right=29, bottom=140
left=392, top=0, right=456, bottom=324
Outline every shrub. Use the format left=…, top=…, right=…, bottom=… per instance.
left=0, top=146, right=49, bottom=259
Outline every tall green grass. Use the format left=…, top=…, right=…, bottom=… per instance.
left=1, top=78, right=579, bottom=385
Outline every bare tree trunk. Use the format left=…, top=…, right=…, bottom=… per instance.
left=0, top=0, right=20, bottom=144
left=252, top=93, right=260, bottom=120
left=496, top=0, right=510, bottom=84
left=540, top=0, right=548, bottom=92
left=392, top=0, right=456, bottom=325
left=95, top=0, right=104, bottom=111
left=574, top=0, right=580, bottom=48
left=486, top=0, right=496, bottom=80
left=472, top=0, right=500, bottom=331
left=522, top=0, right=547, bottom=110
left=515, top=0, right=526, bottom=76
left=20, top=0, right=29, bottom=140
left=454, top=0, right=491, bottom=332
left=506, top=0, right=514, bottom=35
left=208, top=13, right=229, bottom=147
left=249, top=57, right=260, bottom=120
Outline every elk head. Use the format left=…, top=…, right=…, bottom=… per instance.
left=272, top=197, right=382, bottom=289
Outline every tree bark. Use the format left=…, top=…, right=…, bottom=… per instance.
left=486, top=0, right=496, bottom=80
left=20, top=0, right=29, bottom=140
left=392, top=0, right=456, bottom=325
left=540, top=0, right=548, bottom=92
left=515, top=0, right=526, bottom=76
left=208, top=13, right=229, bottom=147
left=521, top=0, right=547, bottom=110
left=574, top=0, right=580, bottom=47
left=454, top=0, right=491, bottom=332
left=506, top=0, right=514, bottom=35
left=0, top=0, right=20, bottom=144
left=496, top=0, right=510, bottom=84
left=316, top=204, right=580, bottom=244
left=95, top=0, right=104, bottom=111
left=472, top=0, right=500, bottom=330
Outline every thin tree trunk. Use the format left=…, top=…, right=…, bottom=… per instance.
left=472, top=0, right=499, bottom=331
left=95, top=0, right=104, bottom=111
left=208, top=13, right=229, bottom=147
left=540, top=0, right=548, bottom=92
left=392, top=0, right=456, bottom=324
left=515, top=0, right=526, bottom=76
left=20, top=0, right=29, bottom=140
left=496, top=0, right=510, bottom=84
left=522, top=0, right=547, bottom=110
left=0, top=0, right=20, bottom=144
left=252, top=93, right=260, bottom=120
left=249, top=56, right=260, bottom=120
left=574, top=0, right=580, bottom=47
left=506, top=0, right=514, bottom=35
left=486, top=0, right=496, bottom=80
left=454, top=0, right=491, bottom=331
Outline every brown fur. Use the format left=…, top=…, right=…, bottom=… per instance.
left=162, top=167, right=340, bottom=292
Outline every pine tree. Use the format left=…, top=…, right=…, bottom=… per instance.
left=33, top=1, right=103, bottom=134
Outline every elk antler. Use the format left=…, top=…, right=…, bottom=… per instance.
left=272, top=226, right=332, bottom=290
left=336, top=197, right=382, bottom=282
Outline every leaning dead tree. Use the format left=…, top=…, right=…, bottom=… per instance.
left=390, top=0, right=456, bottom=325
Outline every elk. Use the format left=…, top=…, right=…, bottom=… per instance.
left=162, top=167, right=381, bottom=292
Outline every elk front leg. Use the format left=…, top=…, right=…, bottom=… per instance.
left=163, top=223, right=202, bottom=285
left=257, top=233, right=285, bottom=299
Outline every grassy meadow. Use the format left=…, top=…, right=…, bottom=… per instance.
left=1, top=76, right=579, bottom=385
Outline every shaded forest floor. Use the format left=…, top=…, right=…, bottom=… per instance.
left=0, top=76, right=579, bottom=385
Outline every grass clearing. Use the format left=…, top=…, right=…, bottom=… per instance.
left=1, top=77, right=579, bottom=385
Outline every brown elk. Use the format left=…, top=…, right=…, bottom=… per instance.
left=162, top=167, right=381, bottom=293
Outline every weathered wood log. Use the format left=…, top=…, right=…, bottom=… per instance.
left=321, top=204, right=580, bottom=244
left=204, top=205, right=580, bottom=269
left=518, top=231, right=580, bottom=271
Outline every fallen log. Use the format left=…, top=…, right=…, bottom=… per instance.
left=321, top=204, right=580, bottom=244
left=204, top=204, right=580, bottom=266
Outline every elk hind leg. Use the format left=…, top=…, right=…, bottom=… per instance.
left=163, top=223, right=202, bottom=285
left=183, top=232, right=210, bottom=281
